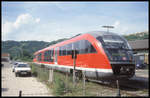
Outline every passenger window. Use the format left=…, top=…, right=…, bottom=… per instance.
left=48, top=50, right=51, bottom=62
left=79, top=40, right=86, bottom=54
left=67, top=43, right=72, bottom=55
left=51, top=49, right=54, bottom=62
left=74, top=41, right=79, bottom=53
left=38, top=53, right=42, bottom=61
left=66, top=44, right=69, bottom=55
left=59, top=40, right=96, bottom=56
left=44, top=51, right=47, bottom=61
left=85, top=40, right=90, bottom=53
left=59, top=47, right=62, bottom=56
left=62, top=46, right=66, bottom=56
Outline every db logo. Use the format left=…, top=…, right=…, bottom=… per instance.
left=122, top=57, right=126, bottom=60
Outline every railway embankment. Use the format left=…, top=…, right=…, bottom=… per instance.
left=30, top=63, right=149, bottom=96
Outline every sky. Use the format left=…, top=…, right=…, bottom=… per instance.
left=2, top=1, right=149, bottom=42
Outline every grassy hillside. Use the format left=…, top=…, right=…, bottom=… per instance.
left=2, top=38, right=67, bottom=61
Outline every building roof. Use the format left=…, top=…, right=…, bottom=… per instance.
left=128, top=39, right=149, bottom=50
left=2, top=53, right=10, bottom=57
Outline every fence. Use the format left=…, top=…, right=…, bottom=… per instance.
left=30, top=63, right=121, bottom=96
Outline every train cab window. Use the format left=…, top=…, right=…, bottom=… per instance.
left=96, top=34, right=134, bottom=62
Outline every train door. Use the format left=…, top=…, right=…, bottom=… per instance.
left=54, top=47, right=58, bottom=64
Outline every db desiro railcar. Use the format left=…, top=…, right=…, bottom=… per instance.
left=33, top=31, right=135, bottom=80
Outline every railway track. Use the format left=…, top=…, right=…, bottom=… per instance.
left=87, top=78, right=148, bottom=96
left=50, top=69, right=148, bottom=96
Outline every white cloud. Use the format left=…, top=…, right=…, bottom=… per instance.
left=2, top=21, right=14, bottom=34
left=35, top=18, right=40, bottom=23
left=13, top=13, right=33, bottom=29
left=113, top=21, right=120, bottom=28
left=2, top=11, right=147, bottom=42
left=111, top=21, right=130, bottom=35
left=121, top=27, right=129, bottom=33
left=2, top=13, right=40, bottom=41
left=2, top=13, right=79, bottom=42
left=13, top=13, right=41, bottom=29
left=2, top=21, right=15, bottom=40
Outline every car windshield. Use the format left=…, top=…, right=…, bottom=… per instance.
left=14, top=63, right=18, bottom=65
left=17, top=64, right=29, bottom=67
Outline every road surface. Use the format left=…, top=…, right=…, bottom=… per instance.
left=1, top=62, right=53, bottom=96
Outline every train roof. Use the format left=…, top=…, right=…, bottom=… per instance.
left=34, top=31, right=123, bottom=55
left=86, top=31, right=121, bottom=38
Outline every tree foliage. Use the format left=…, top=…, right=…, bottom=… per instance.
left=2, top=38, right=67, bottom=61
left=123, top=31, right=148, bottom=41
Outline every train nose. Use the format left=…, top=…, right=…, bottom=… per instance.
left=120, top=66, right=131, bottom=74
left=111, top=63, right=135, bottom=77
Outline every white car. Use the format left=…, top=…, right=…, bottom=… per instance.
left=14, top=63, right=31, bottom=77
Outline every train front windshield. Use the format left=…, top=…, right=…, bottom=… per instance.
left=96, top=34, right=134, bottom=62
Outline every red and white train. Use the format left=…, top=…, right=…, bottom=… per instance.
left=33, top=31, right=135, bottom=80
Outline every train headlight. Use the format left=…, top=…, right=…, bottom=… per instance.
left=120, top=67, right=124, bottom=72
left=126, top=68, right=130, bottom=71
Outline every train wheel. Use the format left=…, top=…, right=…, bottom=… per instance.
left=75, top=70, right=82, bottom=80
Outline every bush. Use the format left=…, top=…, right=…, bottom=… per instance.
left=53, top=76, right=66, bottom=95
left=30, top=63, right=49, bottom=81
left=30, top=63, right=38, bottom=77
left=52, top=71, right=76, bottom=96
left=37, top=67, right=49, bottom=82
left=41, top=64, right=45, bottom=68
left=30, top=64, right=86, bottom=96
